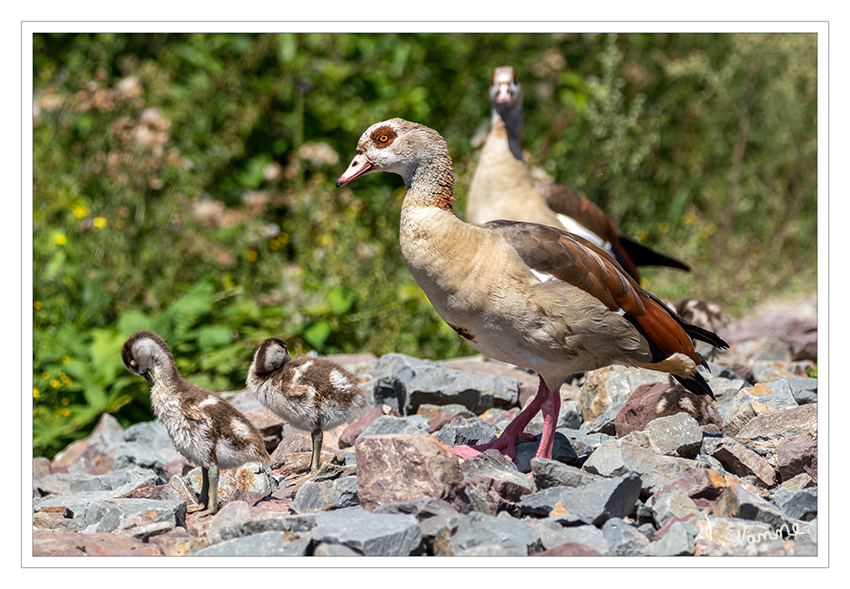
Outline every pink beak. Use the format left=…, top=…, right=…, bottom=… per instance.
left=336, top=151, right=374, bottom=187
left=494, top=85, right=513, bottom=104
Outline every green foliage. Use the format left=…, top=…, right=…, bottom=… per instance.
left=32, top=33, right=817, bottom=458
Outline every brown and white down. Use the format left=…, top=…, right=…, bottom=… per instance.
left=466, top=66, right=689, bottom=282
left=121, top=331, right=271, bottom=515
left=246, top=338, right=369, bottom=472
left=336, top=118, right=728, bottom=462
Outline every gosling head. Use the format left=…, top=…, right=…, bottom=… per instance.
left=121, top=331, right=173, bottom=385
left=251, top=338, right=293, bottom=377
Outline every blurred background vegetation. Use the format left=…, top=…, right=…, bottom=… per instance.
left=31, top=32, right=817, bottom=458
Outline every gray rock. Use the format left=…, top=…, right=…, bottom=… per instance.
left=194, top=531, right=311, bottom=556
left=357, top=414, right=430, bottom=439
left=290, top=475, right=359, bottom=514
left=91, top=498, right=186, bottom=533
left=373, top=497, right=463, bottom=547
left=710, top=437, right=777, bottom=487
left=736, top=403, right=818, bottom=440
left=644, top=413, right=703, bottom=458
left=535, top=521, right=609, bottom=554
left=580, top=365, right=672, bottom=421
left=513, top=432, right=580, bottom=473
left=70, top=467, right=164, bottom=494
left=531, top=458, right=604, bottom=490
left=724, top=380, right=798, bottom=436
left=447, top=511, right=540, bottom=556
left=580, top=403, right=624, bottom=435
left=309, top=507, right=422, bottom=556
left=220, top=513, right=317, bottom=541
left=772, top=487, right=817, bottom=522
left=518, top=473, right=642, bottom=526
left=557, top=428, right=614, bottom=451
left=786, top=377, right=817, bottom=404
left=434, top=417, right=498, bottom=447
left=112, top=421, right=183, bottom=475
left=601, top=517, right=651, bottom=556
left=714, top=484, right=799, bottom=531
left=313, top=542, right=364, bottom=556
left=527, top=400, right=582, bottom=432
left=645, top=520, right=698, bottom=556
left=650, top=492, right=700, bottom=528
left=582, top=439, right=708, bottom=496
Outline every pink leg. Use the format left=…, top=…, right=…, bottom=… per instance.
left=453, top=375, right=549, bottom=460
left=535, top=383, right=561, bottom=460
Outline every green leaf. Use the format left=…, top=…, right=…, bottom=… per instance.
left=326, top=286, right=359, bottom=315
left=302, top=320, right=332, bottom=349
left=195, top=324, right=233, bottom=352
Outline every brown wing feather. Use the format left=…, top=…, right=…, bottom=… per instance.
left=489, top=219, right=700, bottom=365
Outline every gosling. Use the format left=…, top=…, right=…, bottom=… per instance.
left=121, top=331, right=271, bottom=515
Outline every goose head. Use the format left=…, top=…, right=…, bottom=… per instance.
left=251, top=338, right=292, bottom=377
left=490, top=66, right=523, bottom=113
left=121, top=331, right=173, bottom=385
left=336, top=118, right=449, bottom=188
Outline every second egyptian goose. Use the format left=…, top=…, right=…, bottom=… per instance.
left=336, top=118, right=727, bottom=462
left=466, top=66, right=689, bottom=282
left=121, top=331, right=271, bottom=515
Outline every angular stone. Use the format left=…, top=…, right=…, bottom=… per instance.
left=644, top=413, right=704, bottom=458
left=651, top=467, right=762, bottom=507
left=601, top=517, right=651, bottom=556
left=219, top=512, right=317, bottom=541
left=443, top=511, right=539, bottom=556
left=530, top=457, right=604, bottom=490
left=313, top=542, right=364, bottom=556
left=772, top=487, right=817, bottom=522
left=714, top=484, right=798, bottom=531
left=776, top=433, right=818, bottom=481
left=310, top=506, right=422, bottom=556
left=711, top=438, right=776, bottom=487
left=580, top=403, right=623, bottom=436
left=92, top=498, right=187, bottom=533
left=373, top=496, right=463, bottom=551
left=736, top=403, right=817, bottom=440
left=693, top=515, right=776, bottom=556
left=779, top=472, right=816, bottom=493
left=434, top=417, right=498, bottom=447
left=786, top=377, right=817, bottom=405
left=339, top=405, right=390, bottom=448
left=724, top=381, right=799, bottom=436
left=644, top=520, right=698, bottom=556
left=241, top=407, right=284, bottom=451
left=32, top=530, right=163, bottom=556
left=357, top=414, right=430, bottom=439
left=513, top=432, right=580, bottom=473
left=290, top=475, right=359, bottom=514
left=112, top=421, right=183, bottom=475
left=526, top=399, right=583, bottom=432
left=355, top=434, right=469, bottom=513
left=459, top=450, right=533, bottom=514
left=650, top=492, right=700, bottom=528
left=194, top=531, right=311, bottom=556
left=582, top=439, right=708, bottom=496
left=614, top=382, right=723, bottom=437
left=519, top=473, right=641, bottom=526
left=580, top=365, right=672, bottom=422
left=534, top=542, right=603, bottom=556
left=184, top=463, right=277, bottom=504
left=51, top=413, right=126, bottom=475
left=534, top=521, right=609, bottom=555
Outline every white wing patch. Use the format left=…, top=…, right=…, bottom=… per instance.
left=555, top=214, right=611, bottom=251
left=530, top=269, right=554, bottom=283
left=231, top=417, right=252, bottom=439
left=330, top=369, right=353, bottom=391
left=197, top=397, right=220, bottom=408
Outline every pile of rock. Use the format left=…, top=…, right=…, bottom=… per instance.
left=32, top=303, right=818, bottom=557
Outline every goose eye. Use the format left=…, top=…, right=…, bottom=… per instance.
left=378, top=134, right=389, bottom=143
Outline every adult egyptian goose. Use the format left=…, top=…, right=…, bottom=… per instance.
left=466, top=66, right=689, bottom=282
left=246, top=338, right=369, bottom=472
left=336, top=118, right=727, bottom=462
left=121, top=331, right=271, bottom=515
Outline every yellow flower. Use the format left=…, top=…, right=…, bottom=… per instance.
left=61, top=397, right=69, bottom=406
left=269, top=238, right=280, bottom=251
left=33, top=388, right=40, bottom=399
left=277, top=234, right=290, bottom=246
left=34, top=301, right=43, bottom=310
left=318, top=234, right=331, bottom=247
left=54, top=234, right=67, bottom=245
left=61, top=375, right=72, bottom=385
left=681, top=212, right=697, bottom=225
left=658, top=222, right=670, bottom=234
left=61, top=408, right=71, bottom=417
left=72, top=205, right=88, bottom=218
left=42, top=371, right=50, bottom=380
left=246, top=250, right=258, bottom=262
left=51, top=379, right=61, bottom=388
left=94, top=217, right=106, bottom=229
left=61, top=355, right=70, bottom=363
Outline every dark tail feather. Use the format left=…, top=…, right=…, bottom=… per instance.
left=673, top=371, right=716, bottom=401
left=643, top=291, right=730, bottom=351
left=619, top=234, right=691, bottom=272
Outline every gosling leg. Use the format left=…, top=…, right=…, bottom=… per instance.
left=311, top=428, right=324, bottom=472
left=188, top=465, right=220, bottom=516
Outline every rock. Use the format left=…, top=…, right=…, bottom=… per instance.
left=651, top=468, right=764, bottom=508
left=241, top=408, right=285, bottom=451
left=518, top=473, right=641, bottom=526
left=91, top=498, right=186, bottom=533
left=580, top=365, right=673, bottom=421
left=33, top=530, right=163, bottom=556
left=194, top=531, right=311, bottom=556
left=50, top=413, right=125, bottom=474
left=779, top=472, right=817, bottom=493
left=650, top=492, right=700, bottom=528
left=644, top=520, right=698, bottom=556
left=195, top=500, right=252, bottom=543
left=711, top=438, right=776, bottom=487
left=357, top=414, right=431, bottom=439
left=309, top=506, right=423, bottom=556
left=714, top=484, right=798, bottom=531
left=723, top=380, right=798, bottom=436
left=513, top=432, right=580, bottom=473
left=218, top=512, right=317, bottom=541
left=355, top=434, right=469, bottom=513
left=643, top=413, right=703, bottom=458
left=373, top=497, right=463, bottom=552
left=582, top=439, right=707, bottom=496
left=313, top=542, right=364, bottom=556
left=434, top=417, right=498, bottom=447
left=530, top=457, right=604, bottom=490
left=772, top=487, right=817, bottom=522
left=459, top=450, right=533, bottom=514
left=601, top=517, right=651, bottom=556
left=751, top=361, right=815, bottom=384
left=614, top=382, right=723, bottom=437
left=534, top=542, right=603, bottom=556
left=112, top=421, right=183, bottom=475
left=441, top=511, right=540, bottom=556
left=533, top=520, right=609, bottom=554
left=735, top=403, right=818, bottom=440
left=290, top=475, right=359, bottom=514
left=184, top=463, right=277, bottom=504
left=693, top=515, right=777, bottom=555
left=748, top=336, right=793, bottom=363
left=339, top=405, right=391, bottom=448
left=580, top=403, right=623, bottom=435
left=786, top=377, right=817, bottom=405
left=36, top=466, right=164, bottom=497
left=775, top=433, right=818, bottom=481
left=418, top=403, right=475, bottom=433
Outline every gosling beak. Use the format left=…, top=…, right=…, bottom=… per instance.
left=336, top=150, right=374, bottom=187
left=143, top=369, right=154, bottom=385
